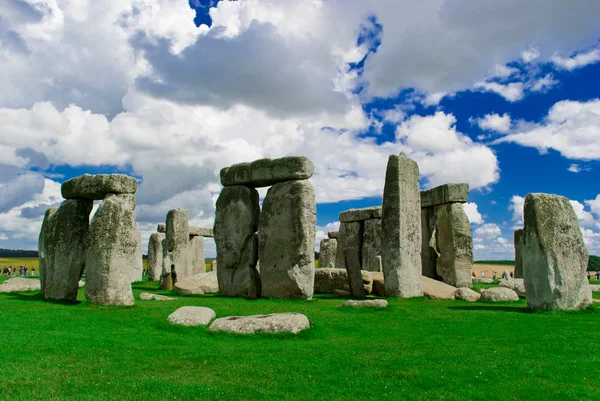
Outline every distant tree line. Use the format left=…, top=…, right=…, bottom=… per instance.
left=589, top=255, right=600, bottom=271
left=0, top=249, right=39, bottom=258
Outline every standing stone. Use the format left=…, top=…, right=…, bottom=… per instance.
left=188, top=235, right=205, bottom=275
left=40, top=200, right=92, bottom=301
left=362, top=219, right=382, bottom=272
left=160, top=236, right=172, bottom=290
left=132, top=229, right=143, bottom=282
left=259, top=180, right=316, bottom=299
left=319, top=238, right=337, bottom=268
left=514, top=228, right=524, bottom=278
left=214, top=186, right=261, bottom=299
left=433, top=203, right=473, bottom=288
left=421, top=207, right=440, bottom=280
left=211, top=260, right=217, bottom=272
left=522, top=193, right=591, bottom=310
left=335, top=221, right=363, bottom=271
left=161, top=209, right=190, bottom=288
left=147, top=233, right=164, bottom=281
left=344, top=248, right=367, bottom=298
left=381, top=153, right=423, bottom=298
left=38, top=207, right=57, bottom=294
left=85, top=194, right=138, bottom=306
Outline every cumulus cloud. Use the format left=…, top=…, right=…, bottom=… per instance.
left=509, top=195, right=525, bottom=224
left=474, top=81, right=524, bottom=102
left=552, top=47, right=600, bottom=71
left=462, top=202, right=483, bottom=224
left=471, top=113, right=512, bottom=133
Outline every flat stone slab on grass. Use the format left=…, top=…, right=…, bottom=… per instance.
left=454, top=287, right=481, bottom=302
left=140, top=292, right=175, bottom=301
left=220, top=156, right=315, bottom=188
left=480, top=287, right=519, bottom=302
left=339, top=206, right=382, bottom=223
left=421, top=276, right=457, bottom=300
left=499, top=278, right=526, bottom=298
left=61, top=174, right=137, bottom=200
left=174, top=271, right=219, bottom=295
left=339, top=299, right=389, bottom=308
left=472, top=277, right=493, bottom=284
left=0, top=278, right=40, bottom=293
left=167, top=306, right=216, bottom=326
left=209, top=313, right=310, bottom=334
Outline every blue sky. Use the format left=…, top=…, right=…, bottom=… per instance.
left=1, top=0, right=599, bottom=260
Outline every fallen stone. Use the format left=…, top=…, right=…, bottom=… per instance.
left=313, top=268, right=372, bottom=295
left=0, top=278, right=40, bottom=293
left=259, top=180, right=315, bottom=299
left=220, top=156, right=315, bottom=188
left=499, top=278, right=526, bottom=298
left=514, top=228, right=524, bottom=278
left=319, top=238, right=337, bottom=269
left=174, top=271, right=219, bottom=295
left=335, top=221, right=362, bottom=271
left=140, top=292, right=175, bottom=301
left=472, top=277, right=493, bottom=284
left=523, top=193, right=591, bottom=310
left=480, top=287, right=519, bottom=302
left=381, top=153, right=422, bottom=298
left=333, top=289, right=351, bottom=297
left=61, top=174, right=137, bottom=200
left=421, top=276, right=457, bottom=300
left=371, top=272, right=385, bottom=297
left=214, top=186, right=261, bottom=299
left=339, top=206, right=382, bottom=223
left=167, top=306, right=216, bottom=326
left=328, top=231, right=339, bottom=239
left=420, top=183, right=469, bottom=208
left=590, top=285, right=600, bottom=292
left=454, top=287, right=481, bottom=302
left=157, top=224, right=166, bottom=233
left=362, top=219, right=382, bottom=272
left=189, top=227, right=214, bottom=237
left=147, top=233, right=165, bottom=281
left=209, top=313, right=310, bottom=334
left=339, top=299, right=389, bottom=308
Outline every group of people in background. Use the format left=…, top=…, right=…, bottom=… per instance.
left=588, top=271, right=600, bottom=281
left=1, top=265, right=36, bottom=276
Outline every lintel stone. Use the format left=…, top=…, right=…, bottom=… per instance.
left=420, top=183, right=469, bottom=208
left=339, top=206, right=382, bottom=223
left=61, top=174, right=137, bottom=200
left=220, top=156, right=314, bottom=187
left=189, top=227, right=214, bottom=237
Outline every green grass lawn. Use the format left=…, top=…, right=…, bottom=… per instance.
left=1, top=278, right=599, bottom=401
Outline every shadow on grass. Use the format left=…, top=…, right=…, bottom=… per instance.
left=447, top=305, right=532, bottom=314
left=6, top=292, right=81, bottom=305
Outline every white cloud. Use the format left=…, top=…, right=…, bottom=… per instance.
left=530, top=74, right=559, bottom=93
left=509, top=195, right=525, bottom=224
left=472, top=113, right=512, bottom=133
left=522, top=48, right=540, bottom=63
left=474, top=223, right=501, bottom=240
left=568, top=164, right=581, bottom=173
left=462, top=202, right=483, bottom=224
left=474, top=81, right=524, bottom=102
left=552, top=48, right=600, bottom=71
left=585, top=195, right=600, bottom=217
left=570, top=200, right=596, bottom=227
left=490, top=64, right=519, bottom=78
left=315, top=221, right=341, bottom=251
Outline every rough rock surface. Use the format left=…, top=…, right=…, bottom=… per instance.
left=514, top=228, right=524, bottom=278
left=147, top=233, right=165, bottom=281
left=174, top=271, right=219, bottom=295
left=472, top=278, right=493, bottom=284
left=259, top=180, right=315, bottom=299
left=371, top=272, right=385, bottom=297
left=188, top=235, right=205, bottom=276
left=339, top=206, right=382, bottom=223
left=335, top=221, right=362, bottom=271
left=0, top=278, right=41, bottom=293
left=421, top=276, right=457, bottom=300
left=522, top=193, right=591, bottom=310
left=339, top=299, right=389, bottom=308
left=61, top=174, right=137, bottom=200
left=381, top=153, right=423, bottom=298
left=333, top=289, right=351, bottom=297
left=220, top=156, right=315, bottom=187
left=140, top=292, right=175, bottom=301
left=362, top=219, right=382, bottom=272
left=214, top=186, right=261, bottom=299
left=433, top=203, right=473, bottom=288
left=421, top=207, right=439, bottom=280
left=590, top=285, right=600, bottom=293
left=162, top=209, right=190, bottom=287
left=209, top=313, right=310, bottom=334
left=85, top=194, right=137, bottom=306
left=167, top=306, right=216, bottom=326
left=344, top=248, right=367, bottom=299
left=454, top=287, right=481, bottom=302
left=132, top=230, right=143, bottom=283
left=189, top=227, right=214, bottom=237
left=40, top=199, right=92, bottom=301
left=157, top=224, right=166, bottom=233
left=420, top=183, right=469, bottom=208
left=499, top=278, right=526, bottom=298
left=319, top=238, right=337, bottom=268
left=313, top=268, right=372, bottom=295
left=480, top=287, right=519, bottom=302
left=328, top=231, right=339, bottom=239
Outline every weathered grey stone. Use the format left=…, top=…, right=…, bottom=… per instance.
left=590, top=285, right=600, bottom=292
left=214, top=186, right=261, bottom=299
left=160, top=209, right=191, bottom=289
left=61, top=174, right=137, bottom=200
left=189, top=227, right=214, bottom=237
left=480, top=287, right=519, bottom=302
left=335, top=221, right=363, bottom=271
left=499, top=278, right=526, bottom=298
left=210, top=260, right=217, bottom=272
left=38, top=207, right=57, bottom=295
left=132, top=230, right=143, bottom=283
left=421, top=183, right=469, bottom=208
left=160, top=236, right=171, bottom=290
left=472, top=277, right=493, bottom=284
left=339, top=206, right=382, bottom=223
left=433, top=203, right=473, bottom=288
left=420, top=207, right=440, bottom=280
left=167, top=306, right=216, bottom=326
left=140, top=292, right=175, bottom=301
left=381, top=153, right=423, bottom=298
left=174, top=271, right=219, bottom=295
left=328, top=231, right=339, bottom=239
left=333, top=289, right=351, bottom=297
left=362, top=219, right=382, bottom=272
left=453, top=287, right=481, bottom=302
left=522, top=193, right=591, bottom=310
left=339, top=299, right=389, bottom=308
left=85, top=194, right=137, bottom=306
left=157, top=224, right=166, bottom=233
left=147, top=233, right=165, bottom=281
left=319, top=238, right=337, bottom=268
left=371, top=272, right=385, bottom=296
left=188, top=235, right=205, bottom=276
left=209, top=313, right=310, bottom=334
left=0, top=278, right=40, bottom=293
left=313, top=268, right=372, bottom=295
left=220, top=156, right=315, bottom=188
left=40, top=199, right=92, bottom=301
left=421, top=276, right=457, bottom=300
left=259, top=180, right=315, bottom=299
left=514, top=228, right=524, bottom=278
left=344, top=248, right=367, bottom=299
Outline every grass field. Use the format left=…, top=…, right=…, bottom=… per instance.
left=1, top=276, right=600, bottom=401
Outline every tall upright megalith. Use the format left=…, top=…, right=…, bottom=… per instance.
left=319, top=238, right=337, bottom=268
left=147, top=233, right=165, bottom=281
left=522, top=193, right=591, bottom=310
left=259, top=180, right=316, bottom=299
left=362, top=218, right=382, bottom=272
left=162, top=209, right=190, bottom=288
left=381, top=153, right=422, bottom=298
left=214, top=186, right=261, bottom=298
left=39, top=207, right=58, bottom=295
left=514, top=228, right=524, bottom=279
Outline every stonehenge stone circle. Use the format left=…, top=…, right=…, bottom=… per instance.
left=336, top=221, right=362, bottom=270
left=319, top=238, right=337, bottom=268
left=334, top=208, right=382, bottom=273
left=259, top=179, right=315, bottom=299
left=147, top=233, right=165, bottom=281
left=164, top=209, right=190, bottom=287
left=522, top=193, right=591, bottom=310
left=214, top=185, right=261, bottom=299
left=220, top=156, right=314, bottom=188
left=381, top=153, right=423, bottom=298
left=344, top=248, right=367, bottom=299
left=362, top=219, right=382, bottom=272
left=85, top=194, right=138, bottom=306
left=339, top=206, right=382, bottom=222
left=514, top=228, right=524, bottom=278
left=61, top=174, right=137, bottom=200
